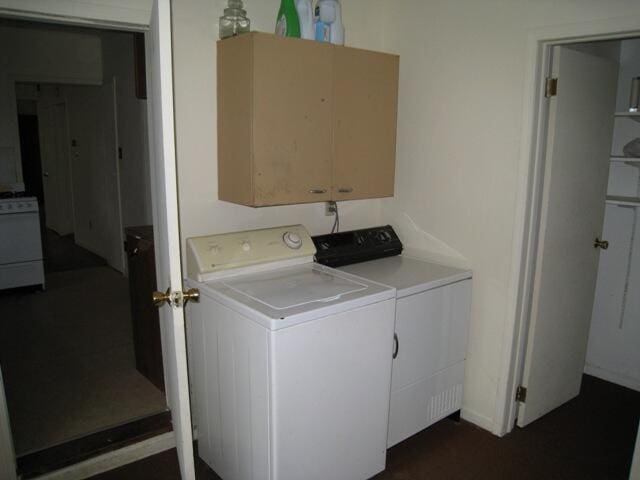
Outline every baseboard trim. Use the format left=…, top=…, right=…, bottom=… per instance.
left=460, top=407, right=495, bottom=433
left=33, top=432, right=175, bottom=480
left=584, top=364, right=640, bottom=393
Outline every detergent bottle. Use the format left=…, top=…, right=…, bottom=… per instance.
left=276, top=0, right=301, bottom=38
left=296, top=0, right=314, bottom=40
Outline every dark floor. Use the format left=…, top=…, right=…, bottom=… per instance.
left=42, top=228, right=106, bottom=273
left=90, top=374, right=639, bottom=480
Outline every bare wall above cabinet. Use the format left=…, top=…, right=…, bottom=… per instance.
left=217, top=32, right=399, bottom=207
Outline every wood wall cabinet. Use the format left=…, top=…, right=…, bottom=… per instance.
left=217, top=32, right=399, bottom=207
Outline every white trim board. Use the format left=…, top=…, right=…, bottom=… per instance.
left=0, top=0, right=151, bottom=31
left=33, top=432, right=175, bottom=480
left=494, top=14, right=640, bottom=437
left=0, top=368, right=16, bottom=480
left=461, top=407, right=494, bottom=433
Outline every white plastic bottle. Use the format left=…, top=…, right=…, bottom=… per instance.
left=314, top=0, right=344, bottom=45
left=296, top=0, right=314, bottom=40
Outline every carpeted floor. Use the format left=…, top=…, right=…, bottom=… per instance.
left=42, top=229, right=107, bottom=273
left=0, top=266, right=167, bottom=455
left=90, top=374, right=639, bottom=480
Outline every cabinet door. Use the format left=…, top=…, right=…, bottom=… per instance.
left=391, top=280, right=471, bottom=391
left=333, top=47, right=398, bottom=201
left=252, top=35, right=333, bottom=206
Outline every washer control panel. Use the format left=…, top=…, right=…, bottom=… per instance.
left=187, top=224, right=316, bottom=280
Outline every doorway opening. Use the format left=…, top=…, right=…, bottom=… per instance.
left=0, top=18, right=169, bottom=477
left=510, top=34, right=640, bottom=475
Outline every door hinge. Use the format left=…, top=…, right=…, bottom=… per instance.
left=515, top=385, right=527, bottom=403
left=545, top=77, right=558, bottom=98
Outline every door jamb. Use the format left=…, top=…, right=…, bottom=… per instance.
left=0, top=7, right=158, bottom=480
left=494, top=16, right=640, bottom=437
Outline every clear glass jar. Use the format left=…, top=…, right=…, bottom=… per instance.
left=219, top=0, right=250, bottom=40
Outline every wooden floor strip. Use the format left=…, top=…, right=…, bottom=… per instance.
left=17, top=411, right=171, bottom=479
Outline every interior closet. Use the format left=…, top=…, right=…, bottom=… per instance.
left=586, top=38, right=640, bottom=393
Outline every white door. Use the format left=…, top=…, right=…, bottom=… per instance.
left=100, top=79, right=126, bottom=273
left=147, top=0, right=195, bottom=478
left=518, top=45, right=619, bottom=427
left=67, top=80, right=125, bottom=272
left=38, top=102, right=73, bottom=235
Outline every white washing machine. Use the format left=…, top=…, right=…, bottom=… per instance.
left=185, top=225, right=397, bottom=480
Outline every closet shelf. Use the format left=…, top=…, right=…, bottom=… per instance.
left=610, top=156, right=640, bottom=164
left=614, top=112, right=640, bottom=123
left=606, top=195, right=640, bottom=207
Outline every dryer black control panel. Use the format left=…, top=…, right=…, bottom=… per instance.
left=312, top=225, right=403, bottom=268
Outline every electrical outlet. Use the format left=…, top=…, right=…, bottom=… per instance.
left=325, top=201, right=337, bottom=216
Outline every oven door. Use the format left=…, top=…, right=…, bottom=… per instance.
left=0, top=212, right=43, bottom=264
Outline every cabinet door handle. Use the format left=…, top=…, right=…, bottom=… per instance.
left=309, top=189, right=327, bottom=194
left=338, top=187, right=353, bottom=193
left=393, top=333, right=399, bottom=359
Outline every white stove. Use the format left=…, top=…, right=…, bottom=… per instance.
left=0, top=196, right=45, bottom=290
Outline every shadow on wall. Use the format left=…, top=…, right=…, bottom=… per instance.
left=385, top=209, right=469, bottom=268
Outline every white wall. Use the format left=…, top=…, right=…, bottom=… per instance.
left=587, top=38, right=640, bottom=392
left=101, top=30, right=153, bottom=227
left=0, top=23, right=102, bottom=190
left=171, top=0, right=385, bottom=258
left=378, top=0, right=640, bottom=432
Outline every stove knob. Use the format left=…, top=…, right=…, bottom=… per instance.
left=241, top=241, right=251, bottom=252
left=355, top=235, right=364, bottom=246
left=283, top=232, right=302, bottom=249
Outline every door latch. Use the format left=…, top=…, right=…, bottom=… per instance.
left=152, top=288, right=200, bottom=308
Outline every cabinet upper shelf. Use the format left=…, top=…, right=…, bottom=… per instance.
left=610, top=156, right=640, bottom=163
left=606, top=195, right=640, bottom=207
left=614, top=112, right=640, bottom=123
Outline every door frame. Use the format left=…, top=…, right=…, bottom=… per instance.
left=0, top=3, right=178, bottom=479
left=494, top=16, right=640, bottom=436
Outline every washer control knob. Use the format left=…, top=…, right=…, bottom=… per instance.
left=241, top=241, right=251, bottom=252
left=283, top=232, right=302, bottom=249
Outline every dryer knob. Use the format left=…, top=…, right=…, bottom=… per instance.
left=283, top=232, right=302, bottom=249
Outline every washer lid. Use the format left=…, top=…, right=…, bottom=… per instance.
left=222, top=265, right=367, bottom=310
left=197, top=263, right=395, bottom=330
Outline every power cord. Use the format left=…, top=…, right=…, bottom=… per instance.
left=331, top=202, right=340, bottom=233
